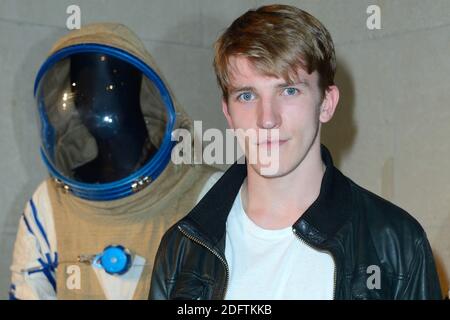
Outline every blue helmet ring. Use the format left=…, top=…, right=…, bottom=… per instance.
left=34, top=44, right=176, bottom=200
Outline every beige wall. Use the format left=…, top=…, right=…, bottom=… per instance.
left=0, top=0, right=448, bottom=298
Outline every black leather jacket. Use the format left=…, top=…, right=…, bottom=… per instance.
left=150, top=146, right=442, bottom=300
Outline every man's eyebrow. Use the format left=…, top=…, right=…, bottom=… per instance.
left=229, top=86, right=255, bottom=95
left=228, top=80, right=310, bottom=95
left=276, top=79, right=310, bottom=88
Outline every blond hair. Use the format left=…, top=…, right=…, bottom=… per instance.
left=213, top=4, right=336, bottom=100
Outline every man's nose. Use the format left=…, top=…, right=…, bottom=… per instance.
left=256, top=97, right=281, bottom=129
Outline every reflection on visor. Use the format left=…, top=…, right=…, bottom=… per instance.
left=36, top=52, right=168, bottom=184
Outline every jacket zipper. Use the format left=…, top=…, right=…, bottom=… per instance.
left=178, top=225, right=230, bottom=299
left=292, top=228, right=337, bottom=300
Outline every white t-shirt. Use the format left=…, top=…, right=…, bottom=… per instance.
left=224, top=185, right=335, bottom=300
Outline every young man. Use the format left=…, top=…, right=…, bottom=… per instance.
left=149, top=5, right=442, bottom=300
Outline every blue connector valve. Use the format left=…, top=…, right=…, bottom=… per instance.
left=93, top=245, right=132, bottom=275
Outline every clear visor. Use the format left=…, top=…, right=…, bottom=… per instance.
left=35, top=52, right=168, bottom=184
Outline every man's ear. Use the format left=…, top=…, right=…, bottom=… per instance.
left=319, top=85, right=339, bottom=123
left=222, top=98, right=234, bottom=129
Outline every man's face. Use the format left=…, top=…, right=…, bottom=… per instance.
left=222, top=56, right=337, bottom=177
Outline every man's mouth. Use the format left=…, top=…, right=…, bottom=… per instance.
left=257, top=139, right=289, bottom=146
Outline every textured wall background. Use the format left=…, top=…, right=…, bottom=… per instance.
left=0, top=0, right=449, bottom=299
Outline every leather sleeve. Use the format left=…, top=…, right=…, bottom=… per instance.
left=148, top=231, right=172, bottom=300
left=399, top=231, right=442, bottom=300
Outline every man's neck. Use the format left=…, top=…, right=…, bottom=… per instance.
left=242, top=141, right=325, bottom=230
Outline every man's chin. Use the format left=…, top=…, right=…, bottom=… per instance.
left=248, top=162, right=288, bottom=178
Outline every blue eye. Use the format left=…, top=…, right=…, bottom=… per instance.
left=282, top=87, right=299, bottom=96
left=238, top=92, right=255, bottom=102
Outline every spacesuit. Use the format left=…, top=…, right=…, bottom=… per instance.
left=9, top=23, right=220, bottom=299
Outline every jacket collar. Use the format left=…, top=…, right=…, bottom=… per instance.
left=293, top=145, right=353, bottom=247
left=182, top=144, right=353, bottom=248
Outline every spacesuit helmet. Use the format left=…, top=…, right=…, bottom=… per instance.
left=34, top=30, right=177, bottom=201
